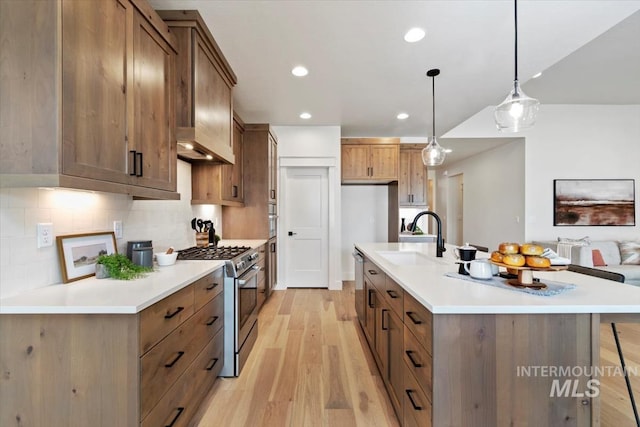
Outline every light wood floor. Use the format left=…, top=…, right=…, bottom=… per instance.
left=193, top=283, right=639, bottom=427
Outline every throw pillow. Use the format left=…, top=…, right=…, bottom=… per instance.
left=558, top=236, right=591, bottom=246
left=592, top=249, right=607, bottom=267
left=619, top=241, right=640, bottom=265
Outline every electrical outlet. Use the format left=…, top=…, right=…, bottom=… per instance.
left=113, top=220, right=123, bottom=239
left=37, top=223, right=53, bottom=248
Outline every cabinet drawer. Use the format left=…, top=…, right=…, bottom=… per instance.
left=364, top=258, right=385, bottom=289
left=140, top=293, right=224, bottom=418
left=403, top=325, right=432, bottom=401
left=193, top=267, right=224, bottom=311
left=384, top=276, right=404, bottom=319
left=403, top=362, right=433, bottom=427
left=403, top=292, right=433, bottom=354
left=140, top=285, right=195, bottom=354
left=141, top=328, right=224, bottom=427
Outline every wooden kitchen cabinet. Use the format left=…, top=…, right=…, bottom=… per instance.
left=0, top=268, right=225, bottom=427
left=191, top=113, right=245, bottom=206
left=157, top=10, right=237, bottom=164
left=256, top=243, right=267, bottom=311
left=399, top=147, right=428, bottom=207
left=267, top=237, right=277, bottom=298
left=0, top=0, right=179, bottom=200
left=341, top=138, right=399, bottom=183
left=223, top=124, right=279, bottom=239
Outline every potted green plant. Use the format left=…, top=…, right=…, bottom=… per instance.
left=96, top=253, right=153, bottom=280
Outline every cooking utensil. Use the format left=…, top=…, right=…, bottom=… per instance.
left=191, top=217, right=198, bottom=231
left=196, top=219, right=204, bottom=232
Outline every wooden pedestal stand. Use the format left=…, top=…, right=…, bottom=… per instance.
left=490, top=261, right=568, bottom=289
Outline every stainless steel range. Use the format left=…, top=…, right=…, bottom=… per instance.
left=177, top=245, right=259, bottom=377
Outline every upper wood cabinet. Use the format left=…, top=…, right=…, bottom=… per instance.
left=341, top=138, right=399, bottom=183
left=191, top=113, right=244, bottom=206
left=157, top=10, right=237, bottom=164
left=399, top=147, right=428, bottom=207
left=0, top=0, right=179, bottom=199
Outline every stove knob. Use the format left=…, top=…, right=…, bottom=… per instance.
left=236, top=261, right=244, bottom=270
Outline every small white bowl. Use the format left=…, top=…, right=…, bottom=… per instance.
left=155, top=252, right=178, bottom=266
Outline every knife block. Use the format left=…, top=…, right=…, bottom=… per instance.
left=195, top=232, right=209, bottom=248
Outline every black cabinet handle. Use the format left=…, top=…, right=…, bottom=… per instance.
left=381, top=309, right=389, bottom=331
left=129, top=150, right=137, bottom=176
left=405, top=390, right=423, bottom=411
left=205, top=282, right=218, bottom=291
left=164, top=306, right=184, bottom=319
left=406, top=311, right=423, bottom=325
left=164, top=351, right=185, bottom=368
left=206, top=316, right=219, bottom=326
left=232, top=185, right=238, bottom=198
left=136, top=152, right=143, bottom=177
left=205, top=358, right=219, bottom=371
left=367, top=289, right=375, bottom=308
left=386, top=290, right=399, bottom=299
left=368, top=269, right=378, bottom=275
left=165, top=407, right=185, bottom=427
left=405, top=350, right=423, bottom=368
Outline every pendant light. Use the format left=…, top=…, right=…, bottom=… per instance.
left=494, top=0, right=539, bottom=132
left=422, top=68, right=446, bottom=166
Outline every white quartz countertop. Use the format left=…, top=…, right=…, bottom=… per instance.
left=0, top=239, right=268, bottom=315
left=355, top=242, right=640, bottom=315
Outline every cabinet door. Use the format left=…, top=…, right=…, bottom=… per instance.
left=375, top=305, right=389, bottom=378
left=61, top=0, right=131, bottom=185
left=408, top=150, right=427, bottom=206
left=221, top=119, right=244, bottom=202
left=388, top=309, right=404, bottom=412
left=130, top=9, right=176, bottom=191
left=341, top=145, right=370, bottom=180
left=369, top=145, right=398, bottom=180
left=398, top=150, right=412, bottom=205
left=364, top=278, right=376, bottom=346
left=268, top=133, right=278, bottom=203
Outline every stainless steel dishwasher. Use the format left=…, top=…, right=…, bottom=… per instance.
left=352, top=248, right=365, bottom=326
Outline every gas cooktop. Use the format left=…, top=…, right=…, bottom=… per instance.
left=177, top=245, right=252, bottom=261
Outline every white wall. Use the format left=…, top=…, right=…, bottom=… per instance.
left=436, top=140, right=526, bottom=251
left=272, top=126, right=343, bottom=289
left=444, top=104, right=640, bottom=243
left=0, top=160, right=221, bottom=298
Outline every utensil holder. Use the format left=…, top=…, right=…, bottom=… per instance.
left=195, top=232, right=209, bottom=248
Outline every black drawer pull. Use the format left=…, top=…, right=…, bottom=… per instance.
left=165, top=407, right=184, bottom=427
left=232, top=185, right=238, bottom=198
left=164, top=306, right=184, bottom=319
left=386, top=290, right=400, bottom=299
left=381, top=309, right=389, bottom=331
left=205, top=358, right=219, bottom=371
left=405, top=350, right=423, bottom=368
left=368, top=269, right=378, bottom=275
left=368, top=289, right=375, bottom=308
left=129, top=150, right=137, bottom=176
left=406, top=311, right=423, bottom=325
left=205, top=282, right=218, bottom=291
left=165, top=351, right=185, bottom=368
left=406, top=390, right=423, bottom=411
left=206, top=316, right=219, bottom=326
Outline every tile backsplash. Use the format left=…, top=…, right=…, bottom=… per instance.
left=0, top=160, right=221, bottom=298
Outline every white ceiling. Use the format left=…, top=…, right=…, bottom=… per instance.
left=148, top=0, right=640, bottom=166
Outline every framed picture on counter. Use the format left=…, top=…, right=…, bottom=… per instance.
left=56, top=232, right=118, bottom=283
left=553, top=179, right=635, bottom=226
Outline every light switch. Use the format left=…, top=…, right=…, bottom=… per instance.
left=37, top=223, right=53, bottom=248
left=113, top=220, right=123, bottom=239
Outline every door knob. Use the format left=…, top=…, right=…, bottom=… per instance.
left=288, top=231, right=297, bottom=236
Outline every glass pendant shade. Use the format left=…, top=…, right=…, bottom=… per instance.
left=422, top=136, right=446, bottom=166
left=494, top=80, right=539, bottom=132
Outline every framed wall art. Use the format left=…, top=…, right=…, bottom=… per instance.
left=553, top=179, right=635, bottom=226
left=56, top=232, right=117, bottom=283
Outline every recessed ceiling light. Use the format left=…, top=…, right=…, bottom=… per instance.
left=180, top=142, right=194, bottom=150
left=532, top=72, right=542, bottom=79
left=291, top=66, right=308, bottom=77
left=443, top=148, right=453, bottom=153
left=300, top=112, right=311, bottom=119
left=404, top=28, right=425, bottom=43
left=205, top=154, right=214, bottom=160
left=397, top=113, right=409, bottom=120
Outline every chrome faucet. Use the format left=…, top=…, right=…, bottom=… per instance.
left=408, top=211, right=446, bottom=257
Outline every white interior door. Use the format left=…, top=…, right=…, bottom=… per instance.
left=282, top=167, right=329, bottom=288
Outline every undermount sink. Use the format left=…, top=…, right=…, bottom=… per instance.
left=376, top=251, right=431, bottom=265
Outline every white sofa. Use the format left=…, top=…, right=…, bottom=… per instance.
left=535, top=240, right=640, bottom=287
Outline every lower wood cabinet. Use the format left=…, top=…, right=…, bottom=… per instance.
left=0, top=267, right=225, bottom=427
left=257, top=243, right=267, bottom=311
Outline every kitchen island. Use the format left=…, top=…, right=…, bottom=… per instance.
left=355, top=242, right=640, bottom=427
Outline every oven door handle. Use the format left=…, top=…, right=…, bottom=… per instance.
left=238, top=265, right=260, bottom=285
